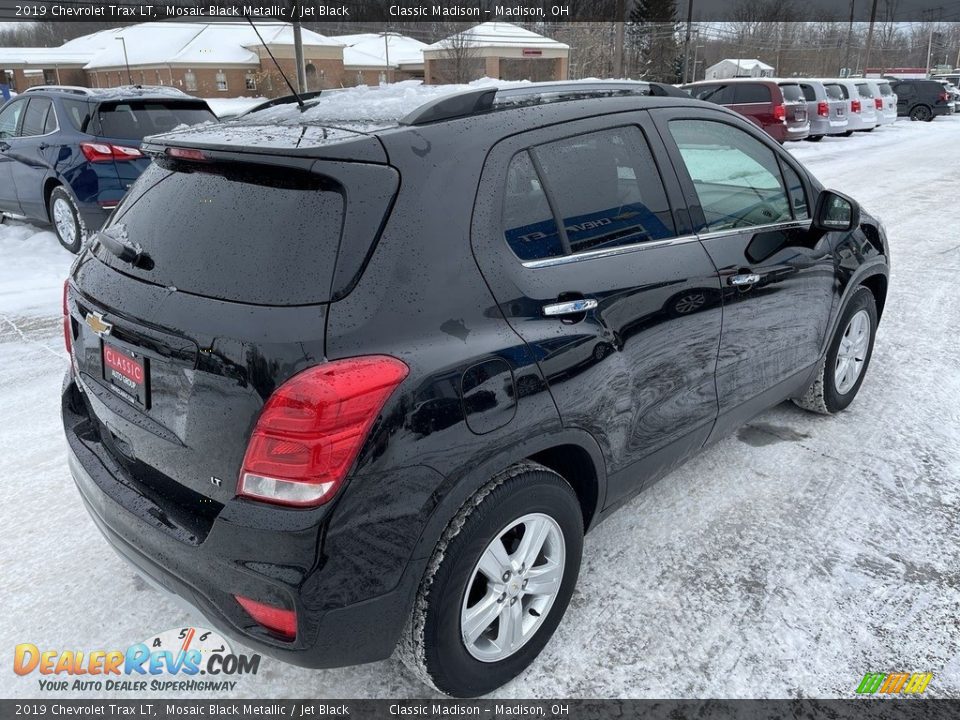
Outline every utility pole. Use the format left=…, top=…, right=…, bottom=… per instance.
left=862, top=0, right=879, bottom=76
left=293, top=20, right=306, bottom=93
left=116, top=37, right=132, bottom=85
left=842, top=0, right=855, bottom=77
left=383, top=32, right=391, bottom=84
left=925, top=15, right=935, bottom=78
left=614, top=0, right=625, bottom=78
left=681, top=0, right=694, bottom=83
left=691, top=38, right=702, bottom=82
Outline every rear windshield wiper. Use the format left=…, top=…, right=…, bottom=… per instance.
left=93, top=225, right=153, bottom=270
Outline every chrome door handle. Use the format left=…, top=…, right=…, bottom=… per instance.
left=729, top=273, right=761, bottom=286
left=543, top=298, right=598, bottom=317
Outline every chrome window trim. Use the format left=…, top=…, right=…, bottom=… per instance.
left=696, top=219, right=812, bottom=242
left=521, top=233, right=701, bottom=268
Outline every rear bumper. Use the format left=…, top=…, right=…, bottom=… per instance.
left=62, top=376, right=427, bottom=669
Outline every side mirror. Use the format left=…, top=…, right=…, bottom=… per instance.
left=813, top=190, right=860, bottom=232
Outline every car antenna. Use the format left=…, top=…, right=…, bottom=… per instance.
left=243, top=14, right=305, bottom=111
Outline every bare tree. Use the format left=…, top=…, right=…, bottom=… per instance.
left=431, top=23, right=483, bottom=84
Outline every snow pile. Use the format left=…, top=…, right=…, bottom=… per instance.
left=0, top=221, right=71, bottom=318
left=203, top=96, right=267, bottom=119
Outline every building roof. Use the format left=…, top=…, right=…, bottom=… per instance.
left=426, top=22, right=569, bottom=51
left=335, top=32, right=428, bottom=69
left=710, top=58, right=774, bottom=71
left=4, top=23, right=342, bottom=72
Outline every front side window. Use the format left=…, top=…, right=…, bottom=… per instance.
left=780, top=162, right=809, bottom=220
left=502, top=127, right=677, bottom=260
left=669, top=119, right=792, bottom=233
left=0, top=99, right=26, bottom=138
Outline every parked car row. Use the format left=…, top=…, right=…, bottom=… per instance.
left=0, top=85, right=216, bottom=251
left=681, top=76, right=951, bottom=143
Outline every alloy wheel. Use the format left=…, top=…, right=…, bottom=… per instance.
left=53, top=197, right=77, bottom=246
left=834, top=309, right=871, bottom=395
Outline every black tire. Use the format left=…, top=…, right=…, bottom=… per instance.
left=807, top=135, right=824, bottom=142
left=48, top=186, right=85, bottom=253
left=793, top=286, right=878, bottom=415
left=909, top=105, right=932, bottom=122
left=399, top=462, right=583, bottom=697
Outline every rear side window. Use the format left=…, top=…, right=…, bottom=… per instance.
left=62, top=99, right=93, bottom=132
left=104, top=162, right=346, bottom=305
left=799, top=84, right=817, bottom=102
left=856, top=83, right=873, bottom=98
left=734, top=84, right=772, bottom=104
left=21, top=98, right=52, bottom=136
left=503, top=152, right=561, bottom=261
left=97, top=101, right=216, bottom=139
left=689, top=84, right=735, bottom=104
left=503, top=126, right=676, bottom=259
left=825, top=83, right=847, bottom=100
left=877, top=83, right=893, bottom=96
left=779, top=84, right=804, bottom=102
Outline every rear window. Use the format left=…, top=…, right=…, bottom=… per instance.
left=825, top=83, right=847, bottom=100
left=799, top=84, right=817, bottom=102
left=97, top=101, right=216, bottom=139
left=877, top=83, right=893, bottom=96
left=856, top=83, right=873, bottom=98
left=101, top=162, right=346, bottom=305
left=779, top=84, right=804, bottom=102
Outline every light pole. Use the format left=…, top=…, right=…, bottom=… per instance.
left=116, top=37, right=132, bottom=85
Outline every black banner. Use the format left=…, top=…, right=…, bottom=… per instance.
left=3, top=700, right=960, bottom=720
left=0, top=0, right=959, bottom=22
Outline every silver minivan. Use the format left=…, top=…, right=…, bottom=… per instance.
left=867, top=79, right=898, bottom=125
left=821, top=79, right=878, bottom=132
left=798, top=79, right=848, bottom=140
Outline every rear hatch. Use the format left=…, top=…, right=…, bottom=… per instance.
left=67, top=140, right=398, bottom=507
left=93, top=99, right=218, bottom=195
left=779, top=83, right=808, bottom=125
left=824, top=83, right=847, bottom=118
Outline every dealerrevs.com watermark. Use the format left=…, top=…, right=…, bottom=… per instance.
left=13, top=627, right=261, bottom=693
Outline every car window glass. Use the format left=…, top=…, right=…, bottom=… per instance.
left=531, top=126, right=677, bottom=255
left=62, top=99, right=92, bottom=132
left=856, top=83, right=873, bottom=98
left=668, top=119, right=791, bottom=233
left=799, top=84, right=816, bottom=102
left=733, top=84, right=771, bottom=104
left=877, top=83, right=893, bottom=96
left=0, top=99, right=25, bottom=138
left=779, top=84, right=804, bottom=102
left=779, top=162, right=809, bottom=220
left=502, top=151, right=562, bottom=261
left=691, top=84, right=734, bottom=104
left=20, top=98, right=51, bottom=136
left=43, top=104, right=57, bottom=134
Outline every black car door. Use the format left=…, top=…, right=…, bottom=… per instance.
left=471, top=112, right=723, bottom=507
left=0, top=97, right=28, bottom=213
left=652, top=107, right=837, bottom=432
left=7, top=96, right=58, bottom=219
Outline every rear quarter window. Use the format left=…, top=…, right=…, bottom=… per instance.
left=877, top=83, right=893, bottom=96
left=825, top=84, right=847, bottom=100
left=799, top=84, right=817, bottom=102
left=856, top=83, right=873, bottom=98
left=62, top=99, right=93, bottom=132
left=734, top=84, right=772, bottom=104
left=779, top=84, right=804, bottom=102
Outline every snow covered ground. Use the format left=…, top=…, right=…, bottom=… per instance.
left=2, top=113, right=959, bottom=700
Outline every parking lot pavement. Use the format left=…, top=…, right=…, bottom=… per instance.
left=2, top=115, right=959, bottom=699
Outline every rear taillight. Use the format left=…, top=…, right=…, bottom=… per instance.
left=773, top=104, right=786, bottom=121
left=166, top=147, right=208, bottom=162
left=939, top=91, right=950, bottom=102
left=875, top=98, right=883, bottom=110
left=851, top=99, right=861, bottom=113
left=80, top=142, right=144, bottom=162
left=63, top=280, right=71, bottom=355
left=234, top=595, right=297, bottom=639
left=238, top=356, right=409, bottom=507
left=817, top=101, right=829, bottom=117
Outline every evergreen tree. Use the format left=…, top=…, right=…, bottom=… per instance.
left=628, top=0, right=682, bottom=83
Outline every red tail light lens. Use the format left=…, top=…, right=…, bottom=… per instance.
left=939, top=91, right=949, bottom=102
left=238, top=356, right=409, bottom=507
left=875, top=98, right=883, bottom=110
left=818, top=101, right=829, bottom=117
left=234, top=595, right=297, bottom=639
left=166, top=147, right=208, bottom=162
left=773, top=104, right=786, bottom=121
left=62, top=280, right=71, bottom=355
left=851, top=99, right=861, bottom=113
left=80, top=142, right=143, bottom=162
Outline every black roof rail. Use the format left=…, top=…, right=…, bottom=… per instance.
left=400, top=81, right=669, bottom=126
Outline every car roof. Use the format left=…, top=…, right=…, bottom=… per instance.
left=143, top=84, right=707, bottom=160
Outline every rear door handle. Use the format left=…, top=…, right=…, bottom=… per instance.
left=729, top=273, right=761, bottom=286
left=543, top=298, right=598, bottom=317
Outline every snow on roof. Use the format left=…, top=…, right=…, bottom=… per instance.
left=58, top=23, right=341, bottom=71
left=715, top=58, right=774, bottom=70
left=335, top=32, right=427, bottom=69
left=427, top=22, right=568, bottom=51
left=0, top=47, right=95, bottom=65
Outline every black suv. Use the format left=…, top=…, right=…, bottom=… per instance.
left=888, top=78, right=952, bottom=121
left=62, top=82, right=889, bottom=697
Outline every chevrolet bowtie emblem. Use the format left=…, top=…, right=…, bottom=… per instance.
left=84, top=312, right=112, bottom=337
